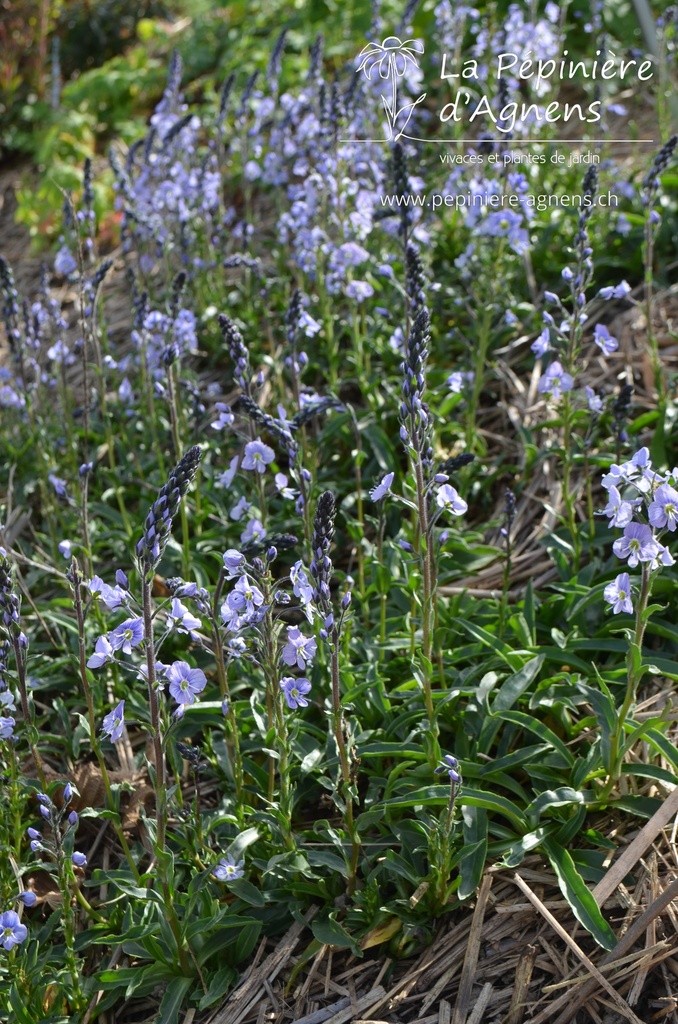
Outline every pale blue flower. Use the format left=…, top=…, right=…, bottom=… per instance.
left=538, top=361, right=574, bottom=399
left=240, top=519, right=266, bottom=545
left=604, top=573, right=633, bottom=614
left=649, top=484, right=678, bottom=532
left=101, top=700, right=125, bottom=741
left=213, top=854, right=244, bottom=881
left=167, top=662, right=207, bottom=705
left=603, top=486, right=635, bottom=528
left=109, top=618, right=144, bottom=655
left=216, top=455, right=239, bottom=489
left=211, top=403, right=234, bottom=431
left=87, top=635, right=114, bottom=669
left=242, top=438, right=275, bottom=473
left=280, top=676, right=312, bottom=709
left=281, top=626, right=317, bottom=669
left=613, top=523, right=659, bottom=567
left=230, top=496, right=251, bottom=521
left=167, top=598, right=201, bottom=634
left=436, top=484, right=467, bottom=516
left=370, top=472, right=394, bottom=501
left=593, top=323, right=618, bottom=356
left=0, top=910, right=27, bottom=950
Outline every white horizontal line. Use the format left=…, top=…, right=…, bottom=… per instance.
left=342, top=137, right=655, bottom=145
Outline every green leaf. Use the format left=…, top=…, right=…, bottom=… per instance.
left=9, top=984, right=35, bottom=1024
left=527, top=787, right=587, bottom=819
left=458, top=806, right=488, bottom=899
left=492, top=655, right=544, bottom=713
left=502, top=826, right=555, bottom=869
left=225, top=827, right=260, bottom=861
left=312, top=913, right=362, bottom=956
left=576, top=681, right=616, bottom=769
left=157, top=976, right=193, bottom=1024
left=458, top=787, right=526, bottom=830
left=543, top=838, right=616, bottom=950
left=198, top=966, right=239, bottom=1010
left=227, top=878, right=265, bottom=907
left=523, top=580, right=536, bottom=644
left=381, top=850, right=421, bottom=886
left=456, top=621, right=526, bottom=669
left=493, top=710, right=573, bottom=766
left=620, top=762, right=678, bottom=787
left=97, top=964, right=174, bottom=996
left=643, top=728, right=678, bottom=772
left=196, top=917, right=262, bottom=965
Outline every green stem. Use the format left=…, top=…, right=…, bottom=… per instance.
left=140, top=571, right=191, bottom=974
left=71, top=562, right=140, bottom=881
left=601, top=562, right=653, bottom=799
left=212, top=570, right=244, bottom=816
left=12, top=633, right=47, bottom=791
left=331, top=630, right=359, bottom=894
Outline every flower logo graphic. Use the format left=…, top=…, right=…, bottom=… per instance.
left=355, top=36, right=427, bottom=141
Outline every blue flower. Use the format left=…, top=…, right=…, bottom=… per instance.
left=72, top=852, right=87, bottom=868
left=48, top=474, right=68, bottom=497
left=240, top=519, right=266, bottom=546
left=223, top=549, right=245, bottom=577
left=370, top=472, right=394, bottom=502
left=54, top=246, right=77, bottom=277
left=0, top=716, right=15, bottom=740
left=216, top=456, right=240, bottom=490
left=87, top=634, right=114, bottom=669
left=649, top=484, right=678, bottom=532
left=109, top=618, right=144, bottom=655
left=434, top=753, right=462, bottom=783
left=598, top=281, right=631, bottom=300
left=612, top=523, right=659, bottom=567
left=447, top=370, right=474, bottom=392
left=275, top=473, right=297, bottom=500
left=167, top=662, right=207, bottom=705
left=585, top=386, right=603, bottom=414
left=604, top=573, right=633, bottom=614
left=281, top=626, right=317, bottom=669
left=593, top=323, right=618, bottom=356
left=538, top=361, right=574, bottom=400
left=603, top=486, right=635, bottom=528
left=0, top=910, right=27, bottom=950
left=229, top=496, right=251, bottom=522
left=212, top=854, right=245, bottom=881
left=210, top=402, right=234, bottom=431
left=86, top=576, right=126, bottom=611
left=58, top=540, right=73, bottom=559
left=299, top=311, right=321, bottom=337
left=242, top=438, right=275, bottom=474
left=435, top=484, right=467, bottom=516
left=530, top=328, right=551, bottom=357
left=167, top=598, right=201, bottom=634
left=280, top=676, right=312, bottom=709
left=345, top=280, right=374, bottom=303
left=102, top=700, right=125, bottom=742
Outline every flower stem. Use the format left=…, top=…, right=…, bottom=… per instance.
left=601, top=562, right=653, bottom=800
left=331, top=629, right=359, bottom=894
